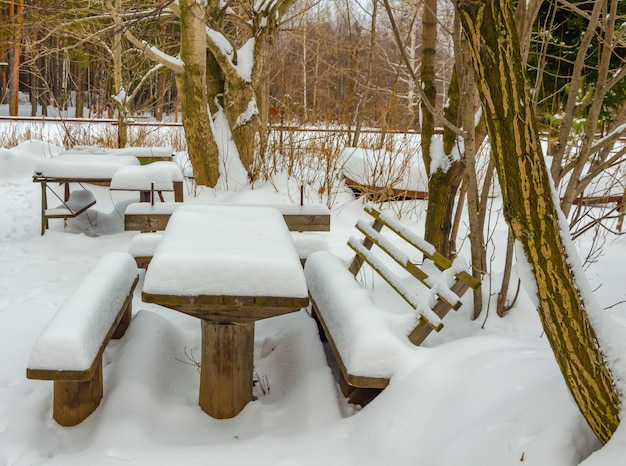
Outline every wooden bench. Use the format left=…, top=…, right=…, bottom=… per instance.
left=304, top=205, right=480, bottom=405
left=42, top=188, right=97, bottom=231
left=26, top=253, right=139, bottom=426
left=124, top=202, right=330, bottom=233
left=110, top=162, right=184, bottom=203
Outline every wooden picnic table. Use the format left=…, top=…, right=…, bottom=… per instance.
left=33, top=154, right=141, bottom=234
left=141, top=204, right=309, bottom=418
left=34, top=155, right=183, bottom=234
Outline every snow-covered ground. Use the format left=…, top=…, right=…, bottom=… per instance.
left=1, top=138, right=626, bottom=465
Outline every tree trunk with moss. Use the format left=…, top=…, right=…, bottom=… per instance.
left=421, top=0, right=466, bottom=260
left=457, top=0, right=620, bottom=443
left=435, top=69, right=466, bottom=258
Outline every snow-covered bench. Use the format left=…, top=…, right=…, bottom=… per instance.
left=110, top=161, right=184, bottom=203
left=43, top=188, right=96, bottom=224
left=304, top=205, right=480, bottom=405
left=26, top=253, right=139, bottom=426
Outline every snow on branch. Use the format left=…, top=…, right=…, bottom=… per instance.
left=590, top=122, right=626, bottom=155
left=124, top=31, right=184, bottom=74
left=205, top=28, right=255, bottom=84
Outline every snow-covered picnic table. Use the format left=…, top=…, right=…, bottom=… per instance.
left=60, top=145, right=174, bottom=164
left=34, top=153, right=140, bottom=182
left=33, top=154, right=184, bottom=234
left=141, top=204, right=309, bottom=418
left=33, top=154, right=141, bottom=234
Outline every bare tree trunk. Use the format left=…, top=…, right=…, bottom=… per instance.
left=178, top=0, right=219, bottom=187
left=457, top=0, right=620, bottom=443
left=111, top=0, right=128, bottom=147
left=456, top=38, right=484, bottom=317
left=351, top=0, right=378, bottom=148
left=496, top=229, right=516, bottom=317
left=75, top=64, right=85, bottom=119
left=9, top=0, right=24, bottom=117
left=420, top=0, right=441, bottom=249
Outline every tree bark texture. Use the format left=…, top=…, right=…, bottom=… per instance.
left=421, top=0, right=442, bottom=252
left=457, top=0, right=620, bottom=443
left=432, top=69, right=466, bottom=259
left=179, top=0, right=219, bottom=187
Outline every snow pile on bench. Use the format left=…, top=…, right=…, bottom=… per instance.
left=62, top=146, right=174, bottom=158
left=125, top=202, right=181, bottom=216
left=34, top=154, right=140, bottom=179
left=129, top=232, right=163, bottom=258
left=338, top=147, right=428, bottom=192
left=110, top=162, right=183, bottom=191
left=28, top=252, right=138, bottom=372
left=305, top=250, right=418, bottom=379
left=290, top=233, right=329, bottom=260
left=44, top=189, right=96, bottom=217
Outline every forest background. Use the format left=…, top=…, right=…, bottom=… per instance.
left=1, top=0, right=626, bottom=449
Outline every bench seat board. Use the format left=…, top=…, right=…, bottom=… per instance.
left=27, top=253, right=139, bottom=378
left=305, top=251, right=417, bottom=384
left=44, top=189, right=96, bottom=219
left=124, top=202, right=331, bottom=232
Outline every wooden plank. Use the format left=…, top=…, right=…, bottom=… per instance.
left=408, top=279, right=470, bottom=345
left=27, top=276, right=138, bottom=382
left=44, top=199, right=96, bottom=219
left=282, top=214, right=330, bottom=231
left=125, top=213, right=171, bottom=232
left=133, top=256, right=152, bottom=269
left=348, top=217, right=383, bottom=276
left=348, top=238, right=444, bottom=331
left=311, top=297, right=390, bottom=390
left=125, top=211, right=330, bottom=232
left=354, top=221, right=462, bottom=311
left=572, top=195, right=624, bottom=205
left=40, top=180, right=47, bottom=235
left=364, top=205, right=480, bottom=289
left=344, top=175, right=429, bottom=201
left=141, top=291, right=308, bottom=321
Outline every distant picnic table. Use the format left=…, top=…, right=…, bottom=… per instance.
left=33, top=149, right=183, bottom=235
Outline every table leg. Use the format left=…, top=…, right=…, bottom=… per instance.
left=40, top=181, right=48, bottom=235
left=199, top=320, right=254, bottom=419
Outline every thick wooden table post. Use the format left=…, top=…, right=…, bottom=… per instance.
left=199, top=319, right=255, bottom=419
left=40, top=180, right=48, bottom=235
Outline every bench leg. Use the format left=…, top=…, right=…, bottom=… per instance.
left=338, top=371, right=382, bottom=407
left=112, top=299, right=132, bottom=339
left=199, top=320, right=254, bottom=419
left=40, top=181, right=48, bottom=235
left=53, top=358, right=103, bottom=426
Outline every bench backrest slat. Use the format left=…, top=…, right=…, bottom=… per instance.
left=344, top=204, right=482, bottom=345
left=348, top=237, right=444, bottom=331
left=364, top=205, right=480, bottom=289
left=353, top=220, right=462, bottom=311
